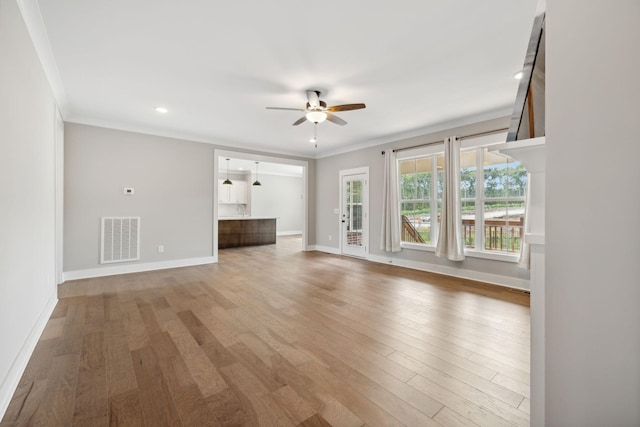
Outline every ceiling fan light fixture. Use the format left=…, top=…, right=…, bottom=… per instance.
left=305, top=111, right=327, bottom=123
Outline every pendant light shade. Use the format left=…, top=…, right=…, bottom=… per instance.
left=223, top=158, right=233, bottom=185
left=252, top=161, right=262, bottom=186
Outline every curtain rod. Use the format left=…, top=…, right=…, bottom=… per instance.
left=381, top=127, right=509, bottom=155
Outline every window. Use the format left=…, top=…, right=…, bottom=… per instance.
left=399, top=154, right=443, bottom=245
left=398, top=140, right=527, bottom=257
left=462, top=147, right=527, bottom=253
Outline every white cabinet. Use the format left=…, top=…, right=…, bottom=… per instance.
left=218, top=179, right=247, bottom=204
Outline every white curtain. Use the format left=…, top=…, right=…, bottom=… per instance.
left=436, top=137, right=465, bottom=261
left=380, top=150, right=401, bottom=252
left=518, top=173, right=532, bottom=269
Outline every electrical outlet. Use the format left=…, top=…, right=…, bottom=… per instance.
left=328, top=235, right=332, bottom=241
left=158, top=245, right=164, bottom=253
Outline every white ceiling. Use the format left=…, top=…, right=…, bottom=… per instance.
left=34, top=0, right=538, bottom=158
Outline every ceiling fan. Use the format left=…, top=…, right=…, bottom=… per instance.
left=266, top=90, right=366, bottom=126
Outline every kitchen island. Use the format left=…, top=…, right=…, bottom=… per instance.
left=218, top=217, right=277, bottom=249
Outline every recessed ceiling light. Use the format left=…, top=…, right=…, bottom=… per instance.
left=514, top=71, right=524, bottom=80
left=155, top=106, right=168, bottom=113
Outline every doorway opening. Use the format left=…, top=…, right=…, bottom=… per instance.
left=213, top=150, right=308, bottom=261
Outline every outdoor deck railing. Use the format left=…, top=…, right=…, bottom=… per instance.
left=463, top=217, right=524, bottom=252
left=401, top=215, right=524, bottom=252
left=401, top=215, right=425, bottom=243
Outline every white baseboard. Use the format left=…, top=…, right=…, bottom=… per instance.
left=0, top=289, right=57, bottom=420
left=63, top=256, right=217, bottom=281
left=309, top=245, right=341, bottom=255
left=367, top=254, right=530, bottom=290
left=276, top=231, right=302, bottom=236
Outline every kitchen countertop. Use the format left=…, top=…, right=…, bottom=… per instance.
left=218, top=216, right=277, bottom=220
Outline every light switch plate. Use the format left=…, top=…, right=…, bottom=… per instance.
left=124, top=187, right=134, bottom=195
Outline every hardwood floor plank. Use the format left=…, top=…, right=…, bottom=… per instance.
left=390, top=350, right=525, bottom=408
left=56, top=302, right=87, bottom=355
left=0, top=379, right=48, bottom=426
left=407, top=372, right=523, bottom=427
left=120, top=298, right=150, bottom=352
left=271, top=385, right=317, bottom=425
left=131, top=345, right=183, bottom=426
left=269, top=352, right=364, bottom=427
left=29, top=351, right=81, bottom=426
left=227, top=337, right=288, bottom=392
left=298, top=413, right=334, bottom=427
left=492, top=372, right=531, bottom=399
left=109, top=389, right=142, bottom=427
left=39, top=316, right=66, bottom=340
left=432, top=407, right=482, bottom=427
left=150, top=332, right=220, bottom=426
left=105, top=319, right=138, bottom=398
left=297, top=339, right=443, bottom=424
left=408, top=373, right=529, bottom=427
left=298, top=361, right=406, bottom=427
left=205, top=387, right=250, bottom=426
left=163, top=318, right=228, bottom=397
left=518, top=397, right=530, bottom=415
left=73, top=330, right=108, bottom=426
left=219, top=362, right=297, bottom=426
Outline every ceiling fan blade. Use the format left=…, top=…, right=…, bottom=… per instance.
left=326, top=103, right=366, bottom=112
left=266, top=107, right=305, bottom=111
left=292, top=116, right=307, bottom=126
left=306, top=90, right=320, bottom=108
left=326, top=113, right=347, bottom=126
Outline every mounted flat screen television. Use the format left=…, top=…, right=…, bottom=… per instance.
left=507, top=9, right=545, bottom=142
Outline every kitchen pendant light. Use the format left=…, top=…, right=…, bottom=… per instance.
left=252, top=161, right=262, bottom=186
left=223, top=158, right=233, bottom=185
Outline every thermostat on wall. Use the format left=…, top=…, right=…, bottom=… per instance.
left=123, top=187, right=135, bottom=195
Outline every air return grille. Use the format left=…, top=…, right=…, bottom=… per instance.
left=100, top=217, right=140, bottom=264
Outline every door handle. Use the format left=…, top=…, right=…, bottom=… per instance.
left=341, top=220, right=346, bottom=223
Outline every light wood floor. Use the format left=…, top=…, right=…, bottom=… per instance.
left=1, top=236, right=530, bottom=426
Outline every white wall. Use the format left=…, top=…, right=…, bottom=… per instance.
left=251, top=174, right=303, bottom=234
left=315, top=117, right=530, bottom=289
left=546, top=1, right=640, bottom=425
left=0, top=0, right=58, bottom=416
left=64, top=123, right=215, bottom=273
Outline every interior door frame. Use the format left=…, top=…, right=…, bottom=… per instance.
left=339, top=167, right=369, bottom=258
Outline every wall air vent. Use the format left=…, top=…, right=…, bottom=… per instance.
left=100, top=217, right=140, bottom=264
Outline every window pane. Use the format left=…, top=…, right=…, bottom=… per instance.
left=399, top=155, right=442, bottom=246
left=483, top=149, right=527, bottom=198
left=400, top=202, right=434, bottom=244
left=400, top=172, right=416, bottom=200
left=352, top=180, right=362, bottom=203
left=416, top=172, right=432, bottom=200
left=462, top=201, right=476, bottom=248
left=461, top=149, right=477, bottom=199
left=506, top=162, right=527, bottom=198
left=484, top=149, right=507, bottom=198
left=483, top=201, right=524, bottom=252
